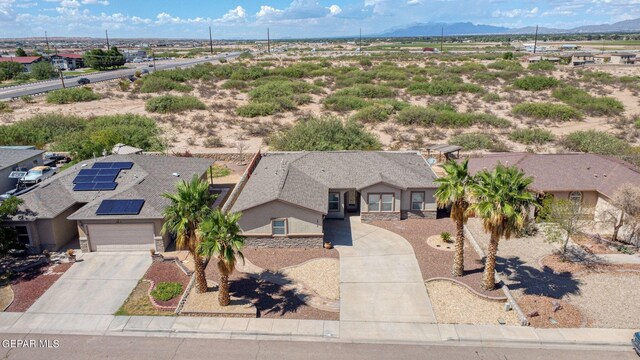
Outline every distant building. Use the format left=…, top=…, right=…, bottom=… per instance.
left=560, top=44, right=579, bottom=50
left=593, top=54, right=611, bottom=64
left=123, top=50, right=147, bottom=62
left=0, top=56, right=43, bottom=72
left=610, top=53, right=636, bottom=65
left=571, top=53, right=595, bottom=66
left=111, top=143, right=143, bottom=155
left=522, top=55, right=561, bottom=64
left=50, top=53, right=84, bottom=70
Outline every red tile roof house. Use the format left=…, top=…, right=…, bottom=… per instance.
left=466, top=153, right=640, bottom=240
left=0, top=56, right=43, bottom=73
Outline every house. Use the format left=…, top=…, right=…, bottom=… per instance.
left=0, top=56, right=43, bottom=72
left=111, top=143, right=143, bottom=155
left=571, top=53, right=595, bottom=66
left=0, top=148, right=44, bottom=194
left=560, top=44, right=579, bottom=51
left=4, top=154, right=213, bottom=252
left=124, top=50, right=147, bottom=62
left=229, top=151, right=439, bottom=248
left=593, top=54, right=611, bottom=64
left=610, top=53, right=636, bottom=65
left=50, top=53, right=84, bottom=70
left=465, top=153, right=640, bottom=220
left=522, top=56, right=561, bottom=64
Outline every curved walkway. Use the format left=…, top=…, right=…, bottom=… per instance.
left=325, top=216, right=436, bottom=323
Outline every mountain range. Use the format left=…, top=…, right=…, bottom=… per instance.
left=380, top=18, right=640, bottom=37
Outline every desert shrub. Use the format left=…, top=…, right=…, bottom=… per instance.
left=333, top=84, right=395, bottom=98
left=151, top=282, right=183, bottom=301
left=635, top=117, right=640, bottom=129
left=230, top=66, right=269, bottom=81
left=512, top=102, right=583, bottom=122
left=408, top=79, right=483, bottom=96
left=396, top=105, right=510, bottom=128
left=323, top=95, right=369, bottom=111
left=359, top=58, right=373, bottom=67
left=528, top=61, right=556, bottom=71
left=335, top=70, right=375, bottom=87
left=375, top=69, right=408, bottom=81
left=145, top=95, right=206, bottom=113
left=447, top=62, right=486, bottom=74
left=222, top=79, right=248, bottom=90
left=503, top=52, right=514, bottom=60
left=487, top=60, right=523, bottom=72
left=509, top=128, right=555, bottom=145
left=139, top=76, right=192, bottom=93
left=560, top=130, right=630, bottom=156
left=450, top=132, right=509, bottom=151
left=396, top=106, right=439, bottom=126
left=46, top=87, right=101, bottom=104
left=118, top=80, right=131, bottom=91
left=20, top=95, right=34, bottom=103
left=268, top=116, right=381, bottom=151
left=513, top=75, right=559, bottom=91
left=482, top=93, right=501, bottom=102
left=237, top=80, right=318, bottom=116
left=552, top=86, right=624, bottom=116
left=472, top=71, right=499, bottom=82
left=235, top=103, right=277, bottom=117
left=351, top=104, right=394, bottom=123
left=0, top=102, right=10, bottom=113
left=203, top=136, right=224, bottom=148
left=0, top=114, right=85, bottom=147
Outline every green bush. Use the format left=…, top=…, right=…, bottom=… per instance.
left=487, top=60, right=523, bottom=72
left=268, top=117, right=381, bottom=151
left=408, top=79, right=483, bottom=96
left=324, top=95, right=369, bottom=111
left=150, top=282, right=183, bottom=301
left=528, top=61, right=556, bottom=72
left=396, top=105, right=510, bottom=128
left=145, top=95, right=206, bottom=113
left=359, top=58, right=373, bottom=67
left=396, top=106, right=439, bottom=126
left=552, top=86, right=624, bottom=116
left=560, top=130, right=630, bottom=155
left=482, top=93, right=501, bottom=102
left=222, top=79, right=248, bottom=90
left=236, top=102, right=277, bottom=117
left=512, top=102, right=583, bottom=122
left=46, top=87, right=101, bottom=104
left=450, top=132, right=509, bottom=152
left=351, top=104, right=394, bottom=123
left=0, top=114, right=86, bottom=147
left=509, top=128, right=555, bottom=145
left=30, top=61, right=57, bottom=80
left=0, top=102, right=10, bottom=113
left=513, top=75, right=559, bottom=91
left=333, top=84, right=395, bottom=98
left=635, top=117, right=640, bottom=129
left=139, top=76, right=192, bottom=93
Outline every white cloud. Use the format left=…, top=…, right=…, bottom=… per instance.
left=328, top=4, right=341, bottom=15
left=256, top=5, right=282, bottom=19
left=407, top=0, right=421, bottom=5
left=492, top=7, right=538, bottom=18
left=81, top=0, right=109, bottom=5
left=217, top=5, right=246, bottom=23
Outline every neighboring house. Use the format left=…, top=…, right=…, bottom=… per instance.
left=0, top=56, right=43, bottom=72
left=229, top=151, right=439, bottom=248
left=0, top=148, right=44, bottom=194
left=466, top=153, right=640, bottom=220
left=571, top=53, right=595, bottom=66
left=610, top=53, right=636, bottom=65
left=4, top=154, right=213, bottom=252
left=593, top=54, right=611, bottom=64
left=50, top=53, right=85, bottom=70
left=112, top=143, right=143, bottom=155
left=522, top=56, right=561, bottom=64
left=124, top=50, right=147, bottom=62
left=560, top=44, right=579, bottom=51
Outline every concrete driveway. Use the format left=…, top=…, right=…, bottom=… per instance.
left=325, top=216, right=436, bottom=323
left=27, top=252, right=151, bottom=315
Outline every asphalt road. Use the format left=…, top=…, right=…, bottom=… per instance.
left=0, top=334, right=636, bottom=360
left=0, top=52, right=240, bottom=100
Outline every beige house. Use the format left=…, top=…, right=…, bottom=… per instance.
left=571, top=53, right=595, bottom=66
left=229, top=151, right=439, bottom=248
left=5, top=154, right=213, bottom=252
left=610, top=53, right=636, bottom=65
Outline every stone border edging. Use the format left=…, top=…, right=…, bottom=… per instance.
left=426, top=278, right=507, bottom=301
left=464, top=225, right=529, bottom=326
left=175, top=274, right=195, bottom=315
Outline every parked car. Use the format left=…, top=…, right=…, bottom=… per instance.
left=77, top=78, right=90, bottom=85
left=141, top=69, right=149, bottom=74
left=127, top=75, right=136, bottom=82
left=19, top=166, right=57, bottom=186
left=148, top=64, right=154, bottom=67
left=633, top=331, right=640, bottom=356
left=44, top=153, right=70, bottom=163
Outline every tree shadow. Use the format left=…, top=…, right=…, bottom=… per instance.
left=496, top=256, right=582, bottom=298
left=229, top=273, right=308, bottom=317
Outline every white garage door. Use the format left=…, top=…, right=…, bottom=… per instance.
left=88, top=223, right=155, bottom=252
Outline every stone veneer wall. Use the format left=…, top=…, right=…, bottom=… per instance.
left=79, top=237, right=89, bottom=253
left=360, top=212, right=401, bottom=223
left=401, top=210, right=437, bottom=220
left=245, top=236, right=323, bottom=248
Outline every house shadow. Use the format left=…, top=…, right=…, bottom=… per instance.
left=495, top=256, right=582, bottom=299
left=229, top=273, right=308, bottom=318
left=323, top=217, right=354, bottom=247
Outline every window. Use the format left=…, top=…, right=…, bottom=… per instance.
left=367, top=193, right=394, bottom=212
left=569, top=191, right=583, bottom=207
left=14, top=226, right=30, bottom=245
left=411, top=192, right=425, bottom=211
left=328, top=192, right=340, bottom=212
left=271, top=219, right=287, bottom=236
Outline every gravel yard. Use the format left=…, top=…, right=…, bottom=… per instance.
left=426, top=280, right=519, bottom=325
left=144, top=262, right=190, bottom=308
left=517, top=295, right=585, bottom=328
left=243, top=247, right=339, bottom=271
left=282, top=258, right=339, bottom=300
left=181, top=280, right=255, bottom=316
left=5, top=262, right=72, bottom=312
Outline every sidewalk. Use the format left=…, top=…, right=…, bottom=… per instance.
left=0, top=312, right=635, bottom=351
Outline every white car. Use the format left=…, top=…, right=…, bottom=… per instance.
left=20, top=166, right=57, bottom=185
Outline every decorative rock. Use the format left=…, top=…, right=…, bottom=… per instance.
left=527, top=310, right=539, bottom=317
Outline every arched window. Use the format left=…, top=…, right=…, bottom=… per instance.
left=569, top=191, right=583, bottom=207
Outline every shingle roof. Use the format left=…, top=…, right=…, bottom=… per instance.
left=231, top=151, right=438, bottom=214
left=0, top=149, right=44, bottom=171
left=466, top=153, right=640, bottom=199
left=12, top=154, right=212, bottom=221
left=0, top=56, right=41, bottom=64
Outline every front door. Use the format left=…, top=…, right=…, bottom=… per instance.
left=345, top=190, right=360, bottom=213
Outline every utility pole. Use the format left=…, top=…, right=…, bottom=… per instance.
left=209, top=26, right=214, bottom=55
left=359, top=28, right=362, bottom=53
left=440, top=27, right=444, bottom=52
left=105, top=29, right=110, bottom=49
left=267, top=28, right=271, bottom=53
left=58, top=69, right=66, bottom=89
left=45, top=31, right=50, bottom=52
left=533, top=25, right=538, bottom=54
left=152, top=50, right=157, bottom=72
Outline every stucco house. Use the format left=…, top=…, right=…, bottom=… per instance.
left=610, top=53, right=636, bottom=65
left=4, top=154, right=213, bottom=252
left=229, top=151, right=439, bottom=248
left=0, top=148, right=44, bottom=194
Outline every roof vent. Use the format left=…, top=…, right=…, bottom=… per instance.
left=172, top=172, right=180, bottom=177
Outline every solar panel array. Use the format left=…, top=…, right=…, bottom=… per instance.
left=72, top=161, right=134, bottom=192
left=96, top=199, right=145, bottom=215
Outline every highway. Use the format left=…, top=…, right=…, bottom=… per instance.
left=0, top=52, right=241, bottom=100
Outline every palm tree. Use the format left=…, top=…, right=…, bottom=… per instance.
left=434, top=159, right=473, bottom=277
left=162, top=175, right=215, bottom=294
left=197, top=210, right=245, bottom=306
left=469, top=164, right=537, bottom=290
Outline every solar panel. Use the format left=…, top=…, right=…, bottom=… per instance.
left=73, top=182, right=118, bottom=191
left=73, top=169, right=120, bottom=184
left=73, top=176, right=95, bottom=184
left=112, top=162, right=134, bottom=170
left=91, top=162, right=113, bottom=169
left=96, top=199, right=145, bottom=215
left=94, top=175, right=117, bottom=183
left=78, top=169, right=100, bottom=176
left=97, top=168, right=120, bottom=176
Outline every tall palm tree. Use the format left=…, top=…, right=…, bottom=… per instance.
left=434, top=159, right=473, bottom=277
left=197, top=210, right=245, bottom=306
left=162, top=175, right=215, bottom=294
left=469, top=164, right=537, bottom=290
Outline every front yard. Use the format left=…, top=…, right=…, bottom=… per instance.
left=2, top=261, right=73, bottom=313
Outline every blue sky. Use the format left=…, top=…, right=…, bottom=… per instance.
left=0, top=0, right=638, bottom=39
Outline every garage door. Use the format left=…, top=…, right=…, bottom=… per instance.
left=88, top=223, right=155, bottom=252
